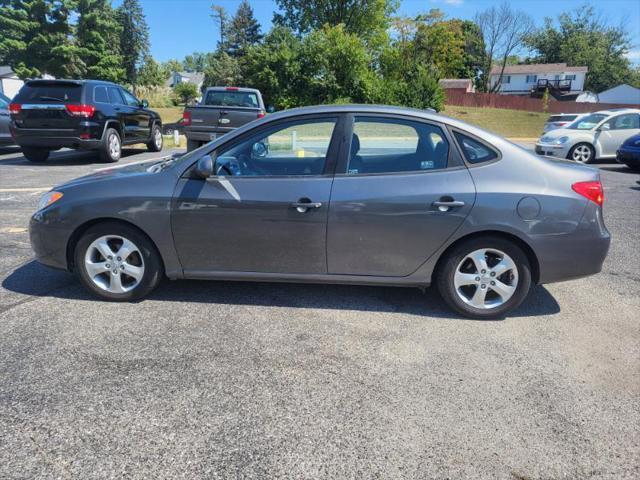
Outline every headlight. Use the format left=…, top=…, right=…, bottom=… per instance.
left=554, top=136, right=569, bottom=145
left=540, top=136, right=552, bottom=143
left=37, top=191, right=64, bottom=211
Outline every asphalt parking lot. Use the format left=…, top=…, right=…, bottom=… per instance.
left=0, top=145, right=638, bottom=479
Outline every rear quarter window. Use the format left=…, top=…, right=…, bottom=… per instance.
left=454, top=132, right=499, bottom=164
left=94, top=86, right=109, bottom=103
left=14, top=83, right=82, bottom=103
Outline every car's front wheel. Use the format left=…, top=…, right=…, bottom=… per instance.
left=436, top=236, right=532, bottom=319
left=23, top=147, right=50, bottom=163
left=568, top=142, right=595, bottom=163
left=147, top=124, right=163, bottom=152
left=74, top=222, right=163, bottom=301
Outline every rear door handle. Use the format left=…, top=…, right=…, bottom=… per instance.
left=432, top=200, right=465, bottom=211
left=291, top=201, right=322, bottom=212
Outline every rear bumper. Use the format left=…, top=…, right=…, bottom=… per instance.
left=11, top=122, right=104, bottom=150
left=184, top=128, right=232, bottom=143
left=533, top=202, right=610, bottom=284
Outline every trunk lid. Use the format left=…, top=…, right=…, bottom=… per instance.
left=11, top=81, right=84, bottom=129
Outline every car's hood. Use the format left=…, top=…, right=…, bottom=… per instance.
left=56, top=156, right=176, bottom=190
left=540, top=128, right=594, bottom=143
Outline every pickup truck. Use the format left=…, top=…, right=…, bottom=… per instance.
left=182, top=86, right=266, bottom=151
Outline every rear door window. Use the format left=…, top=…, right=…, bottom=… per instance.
left=94, top=86, right=109, bottom=103
left=347, top=117, right=449, bottom=174
left=454, top=132, right=499, bottom=164
left=205, top=91, right=259, bottom=108
left=14, top=83, right=82, bottom=103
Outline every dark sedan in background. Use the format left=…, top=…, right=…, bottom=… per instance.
left=617, top=133, right=640, bottom=170
left=29, top=105, right=610, bottom=319
left=0, top=92, right=13, bottom=146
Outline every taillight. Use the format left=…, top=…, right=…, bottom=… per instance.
left=257, top=110, right=265, bottom=119
left=572, top=181, right=604, bottom=207
left=66, top=104, right=96, bottom=118
left=182, top=110, right=192, bottom=126
left=8, top=103, right=21, bottom=115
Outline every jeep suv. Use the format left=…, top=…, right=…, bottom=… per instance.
left=9, top=79, right=163, bottom=163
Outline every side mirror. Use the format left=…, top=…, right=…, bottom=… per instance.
left=252, top=141, right=268, bottom=158
left=140, top=99, right=149, bottom=108
left=194, top=154, right=214, bottom=178
left=266, top=105, right=275, bottom=113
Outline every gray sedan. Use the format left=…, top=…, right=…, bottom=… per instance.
left=29, top=105, right=610, bottom=318
left=0, top=92, right=13, bottom=146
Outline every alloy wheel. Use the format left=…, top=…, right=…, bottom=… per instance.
left=84, top=235, right=145, bottom=294
left=108, top=133, right=121, bottom=160
left=453, top=248, right=519, bottom=309
left=154, top=128, right=163, bottom=149
left=571, top=144, right=592, bottom=163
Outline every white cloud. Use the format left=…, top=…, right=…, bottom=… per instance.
left=625, top=50, right=640, bottom=60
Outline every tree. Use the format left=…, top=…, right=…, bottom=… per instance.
left=173, top=82, right=199, bottom=104
left=525, top=6, right=637, bottom=91
left=137, top=55, right=165, bottom=87
left=75, top=0, right=125, bottom=82
left=0, top=0, right=79, bottom=79
left=226, top=0, right=262, bottom=57
left=203, top=52, right=242, bottom=87
left=475, top=3, right=534, bottom=92
left=183, top=52, right=209, bottom=72
left=117, top=0, right=150, bottom=86
left=161, top=59, right=184, bottom=76
left=273, top=0, right=398, bottom=44
left=210, top=4, right=229, bottom=51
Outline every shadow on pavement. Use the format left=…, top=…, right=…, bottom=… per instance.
left=600, top=165, right=639, bottom=174
left=3, top=260, right=561, bottom=320
left=0, top=148, right=147, bottom=166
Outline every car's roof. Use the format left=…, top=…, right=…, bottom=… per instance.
left=592, top=108, right=640, bottom=115
left=25, top=79, right=121, bottom=87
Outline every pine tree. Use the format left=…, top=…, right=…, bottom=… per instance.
left=226, top=0, right=262, bottom=57
left=0, top=0, right=78, bottom=79
left=117, top=0, right=150, bottom=86
left=75, top=0, right=126, bottom=82
left=210, top=5, right=229, bottom=51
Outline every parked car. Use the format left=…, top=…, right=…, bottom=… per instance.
left=542, top=113, right=586, bottom=133
left=0, top=92, right=14, bottom=146
left=535, top=108, right=640, bottom=163
left=162, top=117, right=186, bottom=136
left=616, top=133, right=640, bottom=170
left=29, top=105, right=610, bottom=319
left=9, top=79, right=163, bottom=163
left=183, top=86, right=267, bottom=152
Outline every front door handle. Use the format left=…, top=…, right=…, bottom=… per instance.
left=291, top=200, right=322, bottom=212
left=432, top=200, right=465, bottom=211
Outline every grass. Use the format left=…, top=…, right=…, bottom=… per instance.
left=443, top=105, right=546, bottom=138
left=155, top=107, right=185, bottom=125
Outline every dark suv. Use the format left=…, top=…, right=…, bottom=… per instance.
left=9, top=79, right=163, bottom=163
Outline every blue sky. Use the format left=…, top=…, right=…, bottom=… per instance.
left=120, top=0, right=640, bottom=64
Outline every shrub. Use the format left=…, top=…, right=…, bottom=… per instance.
left=173, top=82, right=199, bottom=105
left=134, top=86, right=176, bottom=108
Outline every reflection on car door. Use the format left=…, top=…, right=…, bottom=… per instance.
left=327, top=115, right=476, bottom=277
left=597, top=113, right=640, bottom=157
left=171, top=116, right=342, bottom=275
left=120, top=89, right=150, bottom=141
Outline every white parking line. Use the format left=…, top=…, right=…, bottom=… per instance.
left=0, top=187, right=52, bottom=192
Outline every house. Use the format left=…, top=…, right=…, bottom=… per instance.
left=438, top=78, right=475, bottom=93
left=165, top=71, right=205, bottom=91
left=596, top=84, right=640, bottom=105
left=0, top=66, right=24, bottom=99
left=489, top=63, right=588, bottom=97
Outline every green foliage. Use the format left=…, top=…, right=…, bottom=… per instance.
left=273, top=0, right=398, bottom=45
left=542, top=87, right=550, bottom=113
left=525, top=6, right=636, bottom=92
left=137, top=55, right=165, bottom=87
left=135, top=85, right=176, bottom=107
left=173, top=82, right=199, bottom=104
left=75, top=0, right=125, bottom=82
left=161, top=59, right=184, bottom=76
left=203, top=52, right=242, bottom=87
left=225, top=0, right=262, bottom=57
left=117, top=0, right=150, bottom=86
left=183, top=52, right=209, bottom=72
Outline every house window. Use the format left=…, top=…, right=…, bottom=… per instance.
left=526, top=75, right=537, bottom=83
left=565, top=74, right=576, bottom=81
left=500, top=75, right=511, bottom=84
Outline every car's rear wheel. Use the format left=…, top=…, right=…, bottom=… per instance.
left=74, top=222, right=163, bottom=301
left=187, top=139, right=201, bottom=152
left=568, top=142, right=595, bottom=163
left=23, top=147, right=50, bottom=163
left=436, top=236, right=532, bottom=319
left=147, top=124, right=163, bottom=152
left=100, top=128, right=121, bottom=163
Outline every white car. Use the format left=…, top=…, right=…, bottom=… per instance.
left=535, top=108, right=640, bottom=163
left=542, top=113, right=587, bottom=133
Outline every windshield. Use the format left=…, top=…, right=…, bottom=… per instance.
left=568, top=114, right=607, bottom=130
left=14, top=82, right=82, bottom=103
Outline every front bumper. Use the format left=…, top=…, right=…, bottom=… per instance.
left=535, top=143, right=571, bottom=158
left=29, top=211, right=72, bottom=271
left=616, top=148, right=640, bottom=167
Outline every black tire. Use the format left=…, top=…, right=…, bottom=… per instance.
left=100, top=127, right=122, bottom=163
left=74, top=222, right=164, bottom=301
left=187, top=139, right=200, bottom=152
left=435, top=236, right=532, bottom=319
left=147, top=123, right=163, bottom=152
left=22, top=147, right=49, bottom=163
left=568, top=142, right=595, bottom=164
